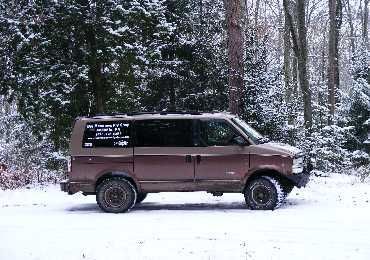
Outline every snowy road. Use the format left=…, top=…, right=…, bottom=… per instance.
left=1, top=174, right=370, bottom=260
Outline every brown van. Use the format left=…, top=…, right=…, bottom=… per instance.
left=60, top=111, right=311, bottom=213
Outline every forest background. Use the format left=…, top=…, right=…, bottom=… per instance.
left=0, top=0, right=369, bottom=189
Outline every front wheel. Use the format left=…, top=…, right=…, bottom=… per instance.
left=282, top=183, right=294, bottom=197
left=244, top=176, right=285, bottom=210
left=136, top=193, right=147, bottom=204
left=96, top=178, right=137, bottom=213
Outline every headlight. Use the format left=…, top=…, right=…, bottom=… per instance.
left=292, top=156, right=304, bottom=174
left=67, top=156, right=71, bottom=172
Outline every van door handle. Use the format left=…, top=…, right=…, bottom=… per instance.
left=196, top=155, right=201, bottom=164
left=185, top=155, right=192, bottom=163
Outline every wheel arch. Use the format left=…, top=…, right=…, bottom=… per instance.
left=244, top=169, right=294, bottom=192
left=95, top=171, right=140, bottom=192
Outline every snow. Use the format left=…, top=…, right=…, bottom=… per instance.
left=1, top=174, right=370, bottom=260
left=266, top=142, right=302, bottom=156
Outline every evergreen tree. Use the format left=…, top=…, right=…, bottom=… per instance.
left=141, top=0, right=228, bottom=112
left=0, top=0, right=175, bottom=149
left=242, top=32, right=288, bottom=141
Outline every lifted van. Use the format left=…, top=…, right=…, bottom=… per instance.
left=61, top=111, right=311, bottom=213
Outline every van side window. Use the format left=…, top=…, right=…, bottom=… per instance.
left=199, top=119, right=239, bottom=146
left=135, top=119, right=194, bottom=147
left=82, top=121, right=131, bottom=148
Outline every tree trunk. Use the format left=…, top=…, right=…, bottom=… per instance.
left=225, top=0, right=245, bottom=115
left=254, top=0, right=260, bottom=29
left=169, top=77, right=176, bottom=111
left=328, top=0, right=342, bottom=124
left=292, top=56, right=298, bottom=97
left=83, top=0, right=105, bottom=115
left=284, top=9, right=292, bottom=104
left=284, top=0, right=313, bottom=130
left=319, top=47, right=327, bottom=129
left=364, top=0, right=369, bottom=46
left=344, top=0, right=355, bottom=56
left=284, top=1, right=297, bottom=124
left=86, top=27, right=105, bottom=114
left=328, top=0, right=336, bottom=123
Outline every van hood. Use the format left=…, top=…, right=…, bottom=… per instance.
left=257, top=142, right=302, bottom=157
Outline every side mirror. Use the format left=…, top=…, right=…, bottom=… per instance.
left=233, top=136, right=247, bottom=146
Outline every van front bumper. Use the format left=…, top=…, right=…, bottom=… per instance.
left=286, top=168, right=311, bottom=188
left=60, top=180, right=95, bottom=195
left=287, top=172, right=310, bottom=188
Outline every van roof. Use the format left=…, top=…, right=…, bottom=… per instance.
left=77, top=111, right=236, bottom=121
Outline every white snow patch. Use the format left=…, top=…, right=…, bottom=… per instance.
left=0, top=174, right=370, bottom=260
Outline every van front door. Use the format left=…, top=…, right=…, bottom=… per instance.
left=194, top=119, right=249, bottom=192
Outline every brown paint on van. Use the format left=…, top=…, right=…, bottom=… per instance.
left=61, top=112, right=310, bottom=207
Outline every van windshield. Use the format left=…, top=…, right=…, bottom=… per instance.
left=231, top=117, right=269, bottom=144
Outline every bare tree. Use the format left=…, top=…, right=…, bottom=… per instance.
left=284, top=2, right=295, bottom=125
left=363, top=0, right=369, bottom=46
left=284, top=8, right=292, bottom=104
left=86, top=26, right=105, bottom=114
left=254, top=0, right=261, bottom=29
left=284, top=0, right=299, bottom=106
left=225, top=0, right=245, bottom=115
left=344, top=0, right=355, bottom=56
left=283, top=0, right=313, bottom=130
left=328, top=0, right=343, bottom=124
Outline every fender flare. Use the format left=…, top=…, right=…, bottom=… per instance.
left=243, top=168, right=293, bottom=191
left=95, top=171, right=141, bottom=192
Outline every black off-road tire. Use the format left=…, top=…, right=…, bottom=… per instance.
left=96, top=178, right=137, bottom=213
left=135, top=193, right=147, bottom=204
left=282, top=183, right=294, bottom=197
left=244, top=176, right=285, bottom=210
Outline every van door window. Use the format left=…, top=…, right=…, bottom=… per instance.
left=135, top=119, right=193, bottom=147
left=82, top=121, right=131, bottom=148
left=199, top=119, right=240, bottom=146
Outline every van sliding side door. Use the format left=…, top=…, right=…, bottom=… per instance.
left=133, top=119, right=197, bottom=192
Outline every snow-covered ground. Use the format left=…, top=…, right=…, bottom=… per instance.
left=1, top=174, right=370, bottom=260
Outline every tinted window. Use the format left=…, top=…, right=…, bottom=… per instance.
left=199, top=119, right=240, bottom=146
left=135, top=119, right=194, bottom=147
left=82, top=121, right=131, bottom=148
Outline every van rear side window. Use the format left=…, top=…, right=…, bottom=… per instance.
left=134, top=119, right=194, bottom=147
left=82, top=121, right=131, bottom=148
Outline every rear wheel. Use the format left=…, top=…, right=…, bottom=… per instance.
left=96, top=178, right=137, bottom=213
left=136, top=193, right=147, bottom=204
left=244, top=176, right=284, bottom=210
